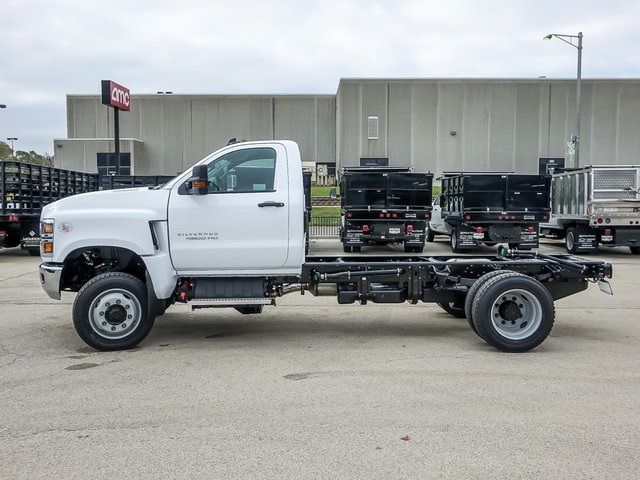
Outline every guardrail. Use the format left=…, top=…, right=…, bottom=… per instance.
left=310, top=216, right=340, bottom=236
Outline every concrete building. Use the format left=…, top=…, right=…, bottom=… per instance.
left=55, top=78, right=640, bottom=181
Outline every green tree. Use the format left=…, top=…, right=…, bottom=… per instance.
left=0, top=141, right=12, bottom=160
left=0, top=142, right=53, bottom=165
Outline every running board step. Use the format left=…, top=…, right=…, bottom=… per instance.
left=190, top=297, right=274, bottom=307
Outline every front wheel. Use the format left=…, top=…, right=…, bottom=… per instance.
left=630, top=246, right=640, bottom=255
left=437, top=301, right=466, bottom=318
left=426, top=225, right=435, bottom=242
left=72, top=272, right=154, bottom=351
left=471, top=272, right=555, bottom=352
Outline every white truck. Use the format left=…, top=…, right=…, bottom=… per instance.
left=39, top=141, right=613, bottom=353
left=540, top=165, right=640, bottom=254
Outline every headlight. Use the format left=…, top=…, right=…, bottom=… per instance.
left=40, top=219, right=54, bottom=256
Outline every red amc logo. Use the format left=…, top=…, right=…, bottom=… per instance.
left=101, top=80, right=130, bottom=111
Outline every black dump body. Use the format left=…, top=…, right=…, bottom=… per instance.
left=0, top=160, right=173, bottom=250
left=441, top=173, right=551, bottom=248
left=340, top=167, right=433, bottom=248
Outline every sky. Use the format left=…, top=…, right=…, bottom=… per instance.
left=1, top=0, right=639, bottom=154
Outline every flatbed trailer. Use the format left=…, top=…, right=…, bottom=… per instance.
left=1, top=160, right=173, bottom=254
left=1, top=161, right=98, bottom=254
left=431, top=172, right=551, bottom=252
left=340, top=166, right=433, bottom=253
left=540, top=165, right=640, bottom=254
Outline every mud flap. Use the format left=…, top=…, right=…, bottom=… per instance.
left=575, top=229, right=598, bottom=251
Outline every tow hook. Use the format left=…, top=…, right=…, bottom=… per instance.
left=177, top=279, right=192, bottom=303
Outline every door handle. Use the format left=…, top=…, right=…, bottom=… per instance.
left=258, top=201, right=285, bottom=207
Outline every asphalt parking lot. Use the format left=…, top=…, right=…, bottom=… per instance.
left=1, top=238, right=639, bottom=479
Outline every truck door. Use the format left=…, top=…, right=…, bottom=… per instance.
left=167, top=143, right=289, bottom=272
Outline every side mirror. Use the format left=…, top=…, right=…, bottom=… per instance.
left=187, top=165, right=209, bottom=195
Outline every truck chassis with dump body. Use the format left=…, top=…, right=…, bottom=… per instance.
left=37, top=140, right=613, bottom=354
left=540, top=165, right=640, bottom=254
left=340, top=167, right=433, bottom=253
left=430, top=173, right=551, bottom=253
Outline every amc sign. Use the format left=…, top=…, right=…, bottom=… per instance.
left=101, top=80, right=130, bottom=111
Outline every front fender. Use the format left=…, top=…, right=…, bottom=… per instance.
left=49, top=210, right=158, bottom=263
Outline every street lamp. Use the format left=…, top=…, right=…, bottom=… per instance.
left=544, top=32, right=583, bottom=167
left=6, top=137, right=18, bottom=157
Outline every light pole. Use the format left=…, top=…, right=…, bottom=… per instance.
left=544, top=32, right=583, bottom=167
left=7, top=137, right=18, bottom=157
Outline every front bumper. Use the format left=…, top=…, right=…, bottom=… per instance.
left=39, top=263, right=63, bottom=300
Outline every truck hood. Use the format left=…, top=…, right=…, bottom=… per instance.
left=42, top=187, right=170, bottom=221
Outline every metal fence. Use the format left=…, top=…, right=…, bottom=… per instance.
left=309, top=216, right=341, bottom=236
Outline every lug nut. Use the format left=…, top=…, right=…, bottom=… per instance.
left=111, top=326, right=116, bottom=331
left=116, top=300, right=121, bottom=304
left=105, top=302, right=110, bottom=307
left=122, top=323, right=126, bottom=328
left=99, top=312, right=104, bottom=316
left=102, top=321, right=107, bottom=326
left=125, top=305, right=130, bottom=309
left=127, top=315, right=132, bottom=319
left=501, top=320, right=506, bottom=325
left=511, top=320, right=516, bottom=325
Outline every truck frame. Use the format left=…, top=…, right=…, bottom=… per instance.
left=37, top=140, right=613, bottom=354
left=429, top=172, right=551, bottom=253
left=339, top=167, right=433, bottom=253
left=540, top=165, right=640, bottom=254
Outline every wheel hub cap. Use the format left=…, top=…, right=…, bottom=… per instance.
left=491, top=289, right=543, bottom=340
left=88, top=289, right=142, bottom=340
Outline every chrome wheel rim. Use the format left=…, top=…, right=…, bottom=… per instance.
left=566, top=231, right=575, bottom=251
left=88, top=288, right=142, bottom=339
left=491, top=289, right=542, bottom=340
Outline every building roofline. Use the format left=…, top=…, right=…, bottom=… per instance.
left=66, top=93, right=336, bottom=99
left=338, top=77, right=640, bottom=82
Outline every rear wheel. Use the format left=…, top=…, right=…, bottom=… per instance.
left=72, top=272, right=154, bottom=351
left=484, top=242, right=497, bottom=247
left=437, top=301, right=466, bottom=318
left=630, top=246, right=640, bottom=255
left=508, top=242, right=519, bottom=250
left=450, top=228, right=465, bottom=253
left=464, top=270, right=514, bottom=337
left=471, top=273, right=555, bottom=352
left=352, top=246, right=362, bottom=253
left=342, top=245, right=352, bottom=253
left=565, top=227, right=578, bottom=254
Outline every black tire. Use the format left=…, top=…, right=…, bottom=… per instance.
left=27, top=248, right=40, bottom=256
left=342, top=245, right=352, bottom=253
left=413, top=245, right=424, bottom=254
left=630, top=246, right=640, bottom=255
left=471, top=272, right=555, bottom=352
left=484, top=242, right=497, bottom=247
left=72, top=272, right=154, bottom=351
left=235, top=306, right=263, bottom=315
left=450, top=228, right=465, bottom=253
left=508, top=242, right=519, bottom=250
left=437, top=301, right=466, bottom=318
left=426, top=225, right=435, bottom=242
left=464, top=270, right=514, bottom=337
left=352, top=246, right=362, bottom=253
left=565, top=227, right=578, bottom=254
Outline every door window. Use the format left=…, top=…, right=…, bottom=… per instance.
left=206, top=147, right=277, bottom=193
